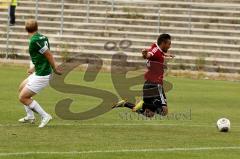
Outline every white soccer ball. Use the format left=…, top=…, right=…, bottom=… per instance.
left=216, top=118, right=230, bottom=132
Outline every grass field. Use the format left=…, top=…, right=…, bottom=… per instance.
left=0, top=64, right=239, bottom=159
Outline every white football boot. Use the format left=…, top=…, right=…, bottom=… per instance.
left=18, top=116, right=35, bottom=124
left=38, top=114, right=52, bottom=128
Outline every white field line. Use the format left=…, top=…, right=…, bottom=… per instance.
left=0, top=123, right=214, bottom=127
left=0, top=123, right=240, bottom=128
left=0, top=147, right=240, bottom=156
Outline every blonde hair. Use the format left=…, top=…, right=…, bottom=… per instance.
left=25, top=19, right=38, bottom=33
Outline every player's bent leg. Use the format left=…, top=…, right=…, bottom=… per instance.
left=25, top=74, right=52, bottom=128
left=19, top=87, right=36, bottom=106
left=18, top=78, right=36, bottom=123
left=19, top=87, right=52, bottom=128
left=18, top=87, right=36, bottom=123
left=29, top=100, right=52, bottom=128
left=112, top=100, right=127, bottom=109
left=132, top=100, right=144, bottom=112
left=18, top=78, right=28, bottom=93
left=112, top=100, right=136, bottom=110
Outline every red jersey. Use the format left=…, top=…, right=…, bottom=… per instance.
left=144, top=43, right=165, bottom=85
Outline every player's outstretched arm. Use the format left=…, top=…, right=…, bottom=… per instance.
left=164, top=53, right=175, bottom=58
left=142, top=49, right=152, bottom=59
left=43, top=50, right=62, bottom=75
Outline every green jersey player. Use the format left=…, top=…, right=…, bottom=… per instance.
left=18, top=19, right=62, bottom=128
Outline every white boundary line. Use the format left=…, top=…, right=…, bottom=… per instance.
left=0, top=123, right=240, bottom=128
left=0, top=147, right=240, bottom=156
left=0, top=123, right=213, bottom=127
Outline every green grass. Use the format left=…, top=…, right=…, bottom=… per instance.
left=0, top=64, right=240, bottom=159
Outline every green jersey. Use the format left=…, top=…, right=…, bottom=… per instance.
left=29, top=32, right=52, bottom=76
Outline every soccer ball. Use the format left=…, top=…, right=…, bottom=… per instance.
left=216, top=118, right=230, bottom=132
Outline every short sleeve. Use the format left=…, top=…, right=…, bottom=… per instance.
left=148, top=43, right=158, bottom=56
left=35, top=40, right=49, bottom=54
